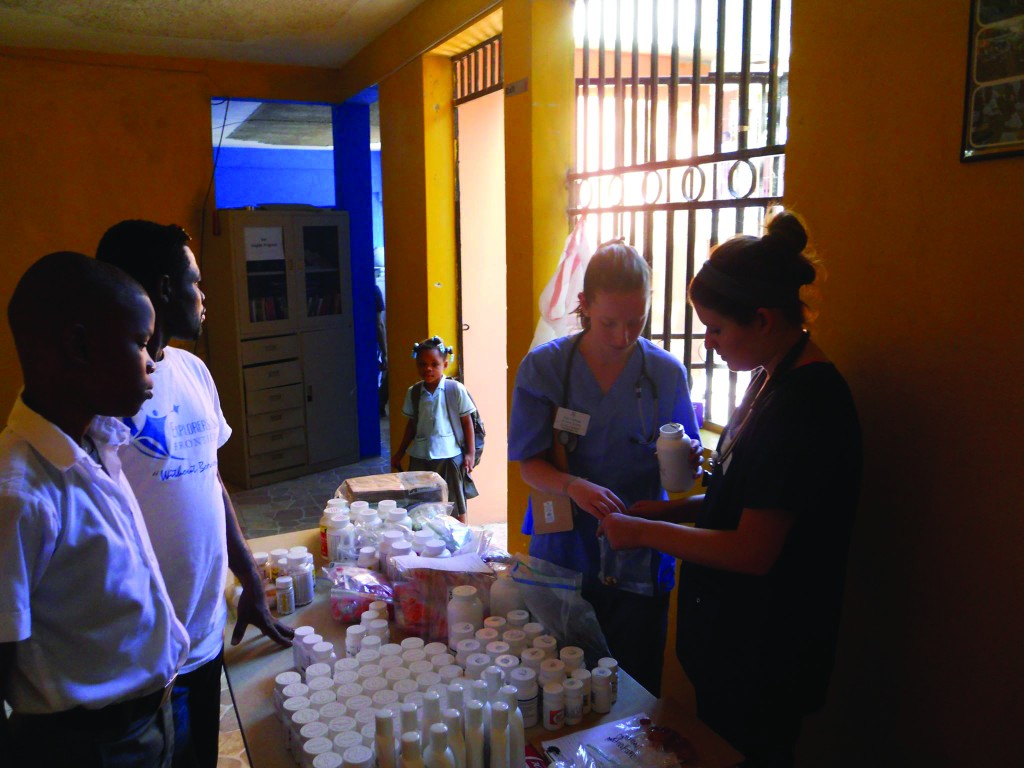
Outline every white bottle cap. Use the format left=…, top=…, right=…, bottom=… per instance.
left=474, top=627, right=499, bottom=645
left=495, top=654, right=520, bottom=672
left=310, top=689, right=338, bottom=707
left=438, top=664, right=463, bottom=682
left=522, top=622, right=545, bottom=641
left=372, top=689, right=400, bottom=708
left=350, top=501, right=370, bottom=513
left=313, top=752, right=344, bottom=768
left=392, top=678, right=418, bottom=696
left=486, top=641, right=510, bottom=660
left=422, top=538, right=447, bottom=557
left=360, top=634, right=382, bottom=652
left=391, top=540, right=412, bottom=557
left=431, top=653, right=456, bottom=670
left=328, top=715, right=358, bottom=735
left=521, top=648, right=546, bottom=671
left=559, top=646, right=585, bottom=670
left=361, top=676, right=388, bottom=694
left=506, top=609, right=530, bottom=627
left=483, top=616, right=508, bottom=632
left=378, top=499, right=398, bottom=513
left=345, top=694, right=373, bottom=712
left=407, top=659, right=433, bottom=677
left=334, top=658, right=359, bottom=673
left=400, top=636, right=425, bottom=651
left=402, top=649, right=427, bottom=666
left=379, top=642, right=403, bottom=657
left=275, top=575, right=293, bottom=589
left=282, top=683, right=309, bottom=700
left=334, top=730, right=363, bottom=752
left=385, top=666, right=411, bottom=683
left=319, top=702, right=347, bottom=722
left=597, top=657, right=619, bottom=672
left=327, top=498, right=349, bottom=509
left=466, top=653, right=492, bottom=679
left=306, top=662, right=333, bottom=681
left=387, top=510, right=408, bottom=524
left=252, top=551, right=269, bottom=565
left=452, top=585, right=478, bottom=599
left=347, top=625, right=366, bottom=641
left=357, top=664, right=383, bottom=680
left=302, top=736, right=334, bottom=760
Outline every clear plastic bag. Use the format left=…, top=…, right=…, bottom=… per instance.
left=390, top=553, right=496, bottom=640
left=509, top=554, right=611, bottom=666
left=325, top=564, right=394, bottom=624
left=543, top=714, right=698, bottom=767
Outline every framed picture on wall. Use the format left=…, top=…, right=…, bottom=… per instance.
left=961, top=0, right=1024, bottom=161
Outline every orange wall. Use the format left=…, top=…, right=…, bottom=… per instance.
left=786, top=2, right=1023, bottom=765
left=0, top=47, right=343, bottom=417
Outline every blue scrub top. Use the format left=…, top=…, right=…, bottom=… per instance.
left=508, top=334, right=700, bottom=593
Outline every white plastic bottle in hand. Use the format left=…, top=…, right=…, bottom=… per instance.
left=499, top=686, right=525, bottom=768
left=400, top=732, right=425, bottom=768
left=489, top=701, right=510, bottom=768
left=442, top=708, right=466, bottom=768
left=376, top=707, right=398, bottom=768
left=423, top=722, right=456, bottom=768
left=464, top=700, right=485, bottom=768
left=656, top=422, right=698, bottom=492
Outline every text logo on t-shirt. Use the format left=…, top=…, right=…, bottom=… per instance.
left=124, top=405, right=217, bottom=463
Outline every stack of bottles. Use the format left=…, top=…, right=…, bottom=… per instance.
left=252, top=545, right=316, bottom=615
left=318, top=499, right=451, bottom=575
left=446, top=580, right=619, bottom=734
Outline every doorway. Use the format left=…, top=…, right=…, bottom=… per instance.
left=456, top=88, right=507, bottom=526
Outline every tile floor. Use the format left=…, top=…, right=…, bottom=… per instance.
left=229, top=418, right=391, bottom=538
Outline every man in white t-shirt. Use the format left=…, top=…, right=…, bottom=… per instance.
left=97, top=221, right=293, bottom=768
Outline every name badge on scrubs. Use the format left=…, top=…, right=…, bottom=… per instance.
left=553, top=407, right=590, bottom=436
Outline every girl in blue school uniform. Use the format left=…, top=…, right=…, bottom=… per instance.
left=391, top=336, right=477, bottom=522
left=508, top=240, right=702, bottom=696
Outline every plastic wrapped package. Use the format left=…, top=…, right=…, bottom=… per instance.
left=336, top=472, right=447, bottom=505
left=325, top=565, right=394, bottom=624
left=390, top=553, right=496, bottom=641
left=542, top=714, right=698, bottom=767
left=509, top=555, right=611, bottom=666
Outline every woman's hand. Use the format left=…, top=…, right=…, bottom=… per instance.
left=689, top=438, right=704, bottom=473
left=597, top=512, right=644, bottom=550
left=568, top=478, right=626, bottom=520
left=462, top=454, right=474, bottom=474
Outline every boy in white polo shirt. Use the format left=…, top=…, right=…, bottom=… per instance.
left=0, top=251, right=189, bottom=767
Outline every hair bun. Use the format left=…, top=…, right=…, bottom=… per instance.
left=763, top=211, right=808, bottom=255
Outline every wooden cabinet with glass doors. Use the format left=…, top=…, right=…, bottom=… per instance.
left=203, top=208, right=360, bottom=488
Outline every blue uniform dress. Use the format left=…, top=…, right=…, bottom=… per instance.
left=508, top=334, right=700, bottom=693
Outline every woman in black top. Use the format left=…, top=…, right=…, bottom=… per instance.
left=599, top=211, right=862, bottom=767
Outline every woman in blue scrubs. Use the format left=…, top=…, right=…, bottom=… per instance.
left=508, top=240, right=701, bottom=695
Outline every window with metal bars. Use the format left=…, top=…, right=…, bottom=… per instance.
left=569, top=0, right=790, bottom=426
left=453, top=35, right=503, bottom=106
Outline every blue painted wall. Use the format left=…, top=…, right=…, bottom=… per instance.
left=213, top=146, right=335, bottom=209
left=334, top=95, right=381, bottom=459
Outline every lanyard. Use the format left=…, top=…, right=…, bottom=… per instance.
left=707, top=330, right=811, bottom=478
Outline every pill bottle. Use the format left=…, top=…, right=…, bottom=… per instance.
left=591, top=667, right=612, bottom=713
left=559, top=646, right=585, bottom=672
left=288, top=552, right=315, bottom=607
left=542, top=683, right=565, bottom=732
left=489, top=571, right=527, bottom=619
left=538, top=659, right=567, bottom=687
left=532, top=635, right=557, bottom=659
left=597, top=657, right=619, bottom=703
left=276, top=576, right=295, bottom=615
left=447, top=586, right=484, bottom=638
left=562, top=677, right=584, bottom=725
left=571, top=668, right=592, bottom=715
left=656, top=422, right=698, bottom=493
left=509, top=667, right=539, bottom=728
left=269, top=548, right=289, bottom=579
left=345, top=625, right=366, bottom=658
left=506, top=609, right=530, bottom=628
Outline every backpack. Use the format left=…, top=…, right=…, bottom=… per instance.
left=411, top=379, right=486, bottom=466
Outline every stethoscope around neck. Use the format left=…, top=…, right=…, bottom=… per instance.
left=555, top=331, right=660, bottom=452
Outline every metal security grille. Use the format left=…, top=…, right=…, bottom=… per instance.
left=569, top=0, right=790, bottom=425
left=453, top=35, right=503, bottom=105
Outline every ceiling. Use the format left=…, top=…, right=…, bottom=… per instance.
left=0, top=0, right=428, bottom=68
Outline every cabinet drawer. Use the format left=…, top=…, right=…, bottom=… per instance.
left=244, top=360, right=303, bottom=392
left=241, top=335, right=301, bottom=366
left=246, top=383, right=304, bottom=415
left=249, top=426, right=306, bottom=457
left=247, top=407, right=304, bottom=437
left=248, top=445, right=307, bottom=476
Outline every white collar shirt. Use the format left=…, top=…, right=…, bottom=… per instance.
left=0, top=397, right=189, bottom=713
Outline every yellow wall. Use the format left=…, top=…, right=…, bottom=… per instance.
left=0, top=47, right=345, bottom=417
left=502, top=0, right=577, bottom=557
left=378, top=53, right=459, bottom=450
left=785, top=2, right=1023, bottom=765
